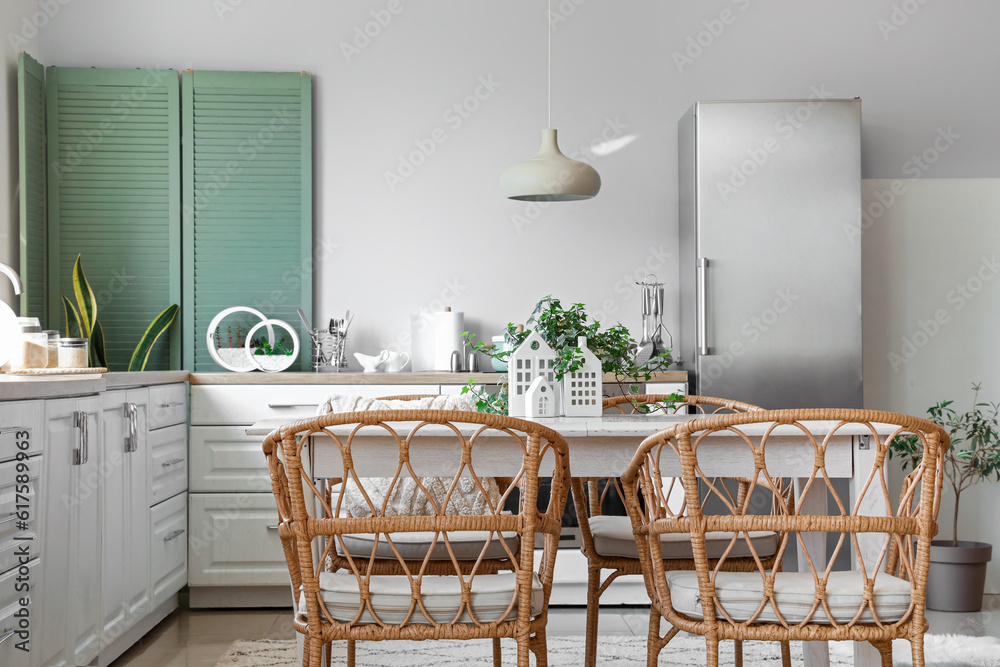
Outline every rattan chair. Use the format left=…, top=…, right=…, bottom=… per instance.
left=621, top=409, right=948, bottom=667
left=573, top=394, right=790, bottom=667
left=263, top=409, right=571, bottom=667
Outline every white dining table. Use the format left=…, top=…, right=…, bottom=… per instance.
left=248, top=413, right=891, bottom=667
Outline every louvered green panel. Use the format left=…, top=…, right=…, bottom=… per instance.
left=18, top=52, right=47, bottom=324
left=182, top=70, right=313, bottom=371
left=46, top=67, right=181, bottom=370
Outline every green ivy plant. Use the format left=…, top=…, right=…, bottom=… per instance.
left=888, top=383, right=1000, bottom=546
left=461, top=296, right=674, bottom=414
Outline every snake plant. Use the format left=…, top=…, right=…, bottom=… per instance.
left=63, top=254, right=177, bottom=371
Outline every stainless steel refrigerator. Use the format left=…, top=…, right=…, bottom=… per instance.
left=678, top=99, right=863, bottom=409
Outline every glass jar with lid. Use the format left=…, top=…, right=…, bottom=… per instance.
left=57, top=338, right=90, bottom=369
left=43, top=330, right=60, bottom=368
left=11, top=318, right=48, bottom=369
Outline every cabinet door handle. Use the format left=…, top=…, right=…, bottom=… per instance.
left=163, top=528, right=186, bottom=542
left=266, top=524, right=280, bottom=531
left=697, top=257, right=710, bottom=356
left=268, top=403, right=318, bottom=409
left=0, top=629, right=16, bottom=645
left=158, top=402, right=185, bottom=409
left=0, top=513, right=17, bottom=526
left=73, top=411, right=88, bottom=465
left=124, top=402, right=138, bottom=453
left=161, top=458, right=185, bottom=469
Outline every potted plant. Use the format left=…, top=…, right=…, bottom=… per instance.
left=62, top=254, right=178, bottom=371
left=461, top=296, right=680, bottom=414
left=889, top=383, right=1000, bottom=611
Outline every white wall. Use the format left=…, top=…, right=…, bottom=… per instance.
left=863, top=178, right=1000, bottom=589
left=23, top=0, right=1000, bottom=584
left=33, top=0, right=1000, bottom=356
left=0, top=0, right=38, bottom=306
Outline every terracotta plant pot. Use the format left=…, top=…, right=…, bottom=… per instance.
left=926, top=540, right=992, bottom=612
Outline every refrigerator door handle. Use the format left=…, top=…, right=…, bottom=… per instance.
left=697, top=257, right=709, bottom=356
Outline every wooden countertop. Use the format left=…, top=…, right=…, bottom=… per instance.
left=188, top=371, right=687, bottom=385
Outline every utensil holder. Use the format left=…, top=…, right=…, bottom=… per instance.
left=310, top=330, right=348, bottom=372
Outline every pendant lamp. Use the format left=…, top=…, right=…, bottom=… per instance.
left=500, top=0, right=601, bottom=201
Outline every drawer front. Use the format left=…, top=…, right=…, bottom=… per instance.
left=0, top=557, right=37, bottom=667
left=190, top=427, right=272, bottom=493
left=148, top=383, right=188, bottom=430
left=149, top=424, right=188, bottom=505
left=643, top=382, right=687, bottom=397
left=150, top=493, right=188, bottom=609
left=190, top=384, right=439, bottom=425
left=188, top=493, right=290, bottom=586
left=0, top=402, right=43, bottom=462
left=0, top=456, right=41, bottom=573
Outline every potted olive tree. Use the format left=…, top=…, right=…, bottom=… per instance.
left=889, top=383, right=1000, bottom=611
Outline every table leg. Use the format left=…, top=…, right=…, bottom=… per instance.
left=852, top=436, right=885, bottom=667
left=795, top=477, right=830, bottom=667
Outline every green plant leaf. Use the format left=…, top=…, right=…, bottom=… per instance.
left=91, top=321, right=108, bottom=369
left=62, top=295, right=82, bottom=338
left=72, top=254, right=97, bottom=337
left=127, top=304, right=179, bottom=372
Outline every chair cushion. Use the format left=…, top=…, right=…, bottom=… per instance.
left=665, top=570, right=913, bottom=624
left=589, top=516, right=779, bottom=560
left=300, top=571, right=543, bottom=625
left=335, top=530, right=520, bottom=561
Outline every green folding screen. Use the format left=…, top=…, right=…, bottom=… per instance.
left=18, top=52, right=47, bottom=323
left=18, top=62, right=312, bottom=371
left=45, top=66, right=181, bottom=370
left=182, top=70, right=313, bottom=371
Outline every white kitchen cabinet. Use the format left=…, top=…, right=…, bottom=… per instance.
left=188, top=493, right=289, bottom=587
left=188, top=383, right=435, bottom=607
left=0, top=402, right=42, bottom=667
left=42, top=395, right=102, bottom=667
left=0, top=380, right=190, bottom=667
left=147, top=384, right=187, bottom=431
left=0, top=456, right=41, bottom=575
left=0, top=558, right=38, bottom=667
left=190, top=384, right=438, bottom=425
left=189, top=426, right=274, bottom=493
left=149, top=492, right=187, bottom=609
left=0, top=402, right=43, bottom=461
left=99, top=389, right=152, bottom=651
left=149, top=424, right=188, bottom=505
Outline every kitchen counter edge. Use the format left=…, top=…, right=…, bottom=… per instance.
left=0, top=370, right=190, bottom=401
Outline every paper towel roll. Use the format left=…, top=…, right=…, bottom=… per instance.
left=409, top=313, right=436, bottom=372
left=433, top=310, right=464, bottom=371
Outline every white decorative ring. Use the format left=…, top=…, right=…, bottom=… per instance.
left=207, top=306, right=275, bottom=373
left=244, top=319, right=299, bottom=373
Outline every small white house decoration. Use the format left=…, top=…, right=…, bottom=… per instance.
left=508, top=329, right=558, bottom=417
left=564, top=336, right=602, bottom=417
left=525, top=376, right=556, bottom=418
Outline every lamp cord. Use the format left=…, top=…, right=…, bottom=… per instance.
left=547, top=0, right=551, bottom=128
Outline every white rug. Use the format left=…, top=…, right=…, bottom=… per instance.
left=216, top=634, right=1000, bottom=666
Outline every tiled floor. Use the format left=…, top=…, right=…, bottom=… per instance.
left=112, top=597, right=1000, bottom=666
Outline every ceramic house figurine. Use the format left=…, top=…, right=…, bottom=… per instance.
left=507, top=329, right=558, bottom=417
left=524, top=375, right=557, bottom=418
left=564, top=336, right=603, bottom=417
